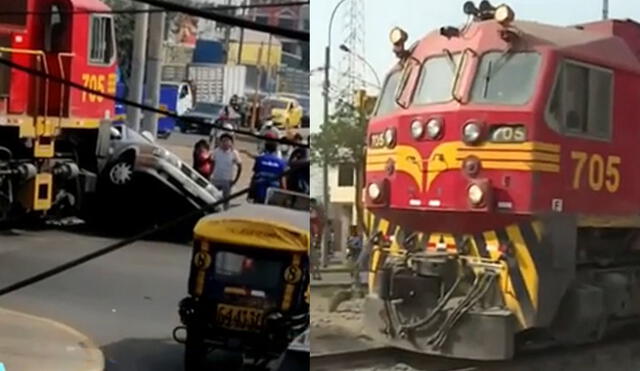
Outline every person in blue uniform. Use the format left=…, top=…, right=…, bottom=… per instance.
left=249, top=140, right=287, bottom=204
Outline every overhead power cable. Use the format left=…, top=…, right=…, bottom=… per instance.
left=0, top=56, right=308, bottom=149
left=129, top=0, right=308, bottom=41
left=0, top=1, right=309, bottom=16
left=0, top=161, right=310, bottom=297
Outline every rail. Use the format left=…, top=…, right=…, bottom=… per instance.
left=311, top=333, right=640, bottom=371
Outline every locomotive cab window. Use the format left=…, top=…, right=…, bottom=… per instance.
left=546, top=60, right=613, bottom=140
left=374, top=70, right=401, bottom=117
left=89, top=16, right=116, bottom=65
left=413, top=54, right=462, bottom=105
left=470, top=52, right=541, bottom=105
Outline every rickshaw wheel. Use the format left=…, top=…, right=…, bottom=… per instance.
left=184, top=328, right=208, bottom=371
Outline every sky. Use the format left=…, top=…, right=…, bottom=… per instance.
left=309, top=0, right=640, bottom=133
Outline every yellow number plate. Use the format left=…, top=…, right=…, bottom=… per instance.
left=216, top=304, right=264, bottom=332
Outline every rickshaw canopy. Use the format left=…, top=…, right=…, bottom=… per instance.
left=194, top=204, right=309, bottom=253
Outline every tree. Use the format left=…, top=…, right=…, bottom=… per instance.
left=310, top=97, right=369, bottom=236
left=103, top=0, right=135, bottom=79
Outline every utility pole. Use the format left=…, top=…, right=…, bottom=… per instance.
left=141, top=9, right=166, bottom=137
left=126, top=2, right=149, bottom=131
left=237, top=0, right=246, bottom=64
left=224, top=0, right=233, bottom=63
left=265, top=34, right=273, bottom=93
left=251, top=42, right=264, bottom=132
left=321, top=44, right=331, bottom=267
left=603, top=0, right=609, bottom=20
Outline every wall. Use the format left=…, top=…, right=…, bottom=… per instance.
left=227, top=42, right=282, bottom=67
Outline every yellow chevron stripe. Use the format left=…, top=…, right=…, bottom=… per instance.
left=531, top=221, right=544, bottom=241
left=482, top=230, right=526, bottom=328
left=506, top=225, right=538, bottom=311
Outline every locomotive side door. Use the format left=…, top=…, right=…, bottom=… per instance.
left=32, top=0, right=73, bottom=119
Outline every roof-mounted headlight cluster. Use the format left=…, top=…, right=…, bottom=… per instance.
left=462, top=1, right=516, bottom=25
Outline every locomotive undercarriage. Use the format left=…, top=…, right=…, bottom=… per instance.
left=0, top=126, right=99, bottom=224
left=363, top=214, right=640, bottom=360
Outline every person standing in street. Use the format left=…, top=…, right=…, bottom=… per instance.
left=211, top=133, right=242, bottom=210
left=248, top=140, right=287, bottom=204
left=287, top=133, right=309, bottom=194
left=193, top=139, right=213, bottom=179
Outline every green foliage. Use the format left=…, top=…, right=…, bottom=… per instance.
left=103, top=0, right=134, bottom=78
left=311, top=99, right=367, bottom=167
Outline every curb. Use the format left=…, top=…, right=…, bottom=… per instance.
left=0, top=308, right=104, bottom=371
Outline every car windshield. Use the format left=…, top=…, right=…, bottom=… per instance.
left=264, top=100, right=289, bottom=110
left=374, top=70, right=401, bottom=117
left=470, top=52, right=541, bottom=105
left=193, top=103, right=223, bottom=114
left=214, top=251, right=284, bottom=290
left=413, top=53, right=462, bottom=105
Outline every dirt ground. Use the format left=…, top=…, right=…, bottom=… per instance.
left=310, top=294, right=378, bottom=354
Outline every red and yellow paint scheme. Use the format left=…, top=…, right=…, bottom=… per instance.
left=0, top=0, right=116, bottom=218
left=362, top=2, right=640, bottom=360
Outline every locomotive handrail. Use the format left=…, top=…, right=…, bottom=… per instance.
left=56, top=52, right=75, bottom=128
left=0, top=47, right=50, bottom=128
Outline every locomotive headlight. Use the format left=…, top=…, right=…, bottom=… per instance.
left=389, top=27, right=408, bottom=45
left=468, top=184, right=484, bottom=205
left=367, top=183, right=382, bottom=201
left=495, top=5, right=515, bottom=25
left=426, top=118, right=443, bottom=140
left=384, top=127, right=396, bottom=147
left=410, top=120, right=424, bottom=139
left=462, top=122, right=483, bottom=144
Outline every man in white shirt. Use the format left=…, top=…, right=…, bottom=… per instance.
left=211, top=133, right=242, bottom=210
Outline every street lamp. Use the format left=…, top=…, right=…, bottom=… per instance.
left=339, top=44, right=382, bottom=88
left=321, top=0, right=349, bottom=267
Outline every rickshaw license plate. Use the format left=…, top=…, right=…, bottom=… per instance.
left=216, top=304, right=264, bottom=331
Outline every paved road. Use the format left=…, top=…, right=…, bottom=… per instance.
left=0, top=229, right=188, bottom=371
left=0, top=229, right=308, bottom=371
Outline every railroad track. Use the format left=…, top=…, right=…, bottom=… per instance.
left=311, top=333, right=640, bottom=371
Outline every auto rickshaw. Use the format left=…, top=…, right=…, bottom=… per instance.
left=176, top=190, right=310, bottom=370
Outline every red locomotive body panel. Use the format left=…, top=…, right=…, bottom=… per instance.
left=366, top=20, right=640, bottom=234
left=0, top=0, right=116, bottom=125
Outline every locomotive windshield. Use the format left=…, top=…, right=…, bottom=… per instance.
left=413, top=53, right=462, bottom=105
left=470, top=51, right=541, bottom=105
left=374, top=70, right=401, bottom=117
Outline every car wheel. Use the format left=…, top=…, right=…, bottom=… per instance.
left=107, top=160, right=134, bottom=186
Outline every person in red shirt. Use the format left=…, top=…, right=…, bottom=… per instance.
left=192, top=139, right=213, bottom=179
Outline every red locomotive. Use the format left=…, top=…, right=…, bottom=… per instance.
left=363, top=1, right=640, bottom=360
left=0, top=0, right=116, bottom=220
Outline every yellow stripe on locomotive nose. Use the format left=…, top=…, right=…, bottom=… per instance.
left=366, top=145, right=423, bottom=189
left=505, top=225, right=538, bottom=311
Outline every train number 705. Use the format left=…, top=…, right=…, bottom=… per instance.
left=571, top=151, right=620, bottom=193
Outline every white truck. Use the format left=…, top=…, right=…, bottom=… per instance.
left=187, top=64, right=247, bottom=105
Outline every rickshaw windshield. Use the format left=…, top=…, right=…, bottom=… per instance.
left=214, top=251, right=284, bottom=290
